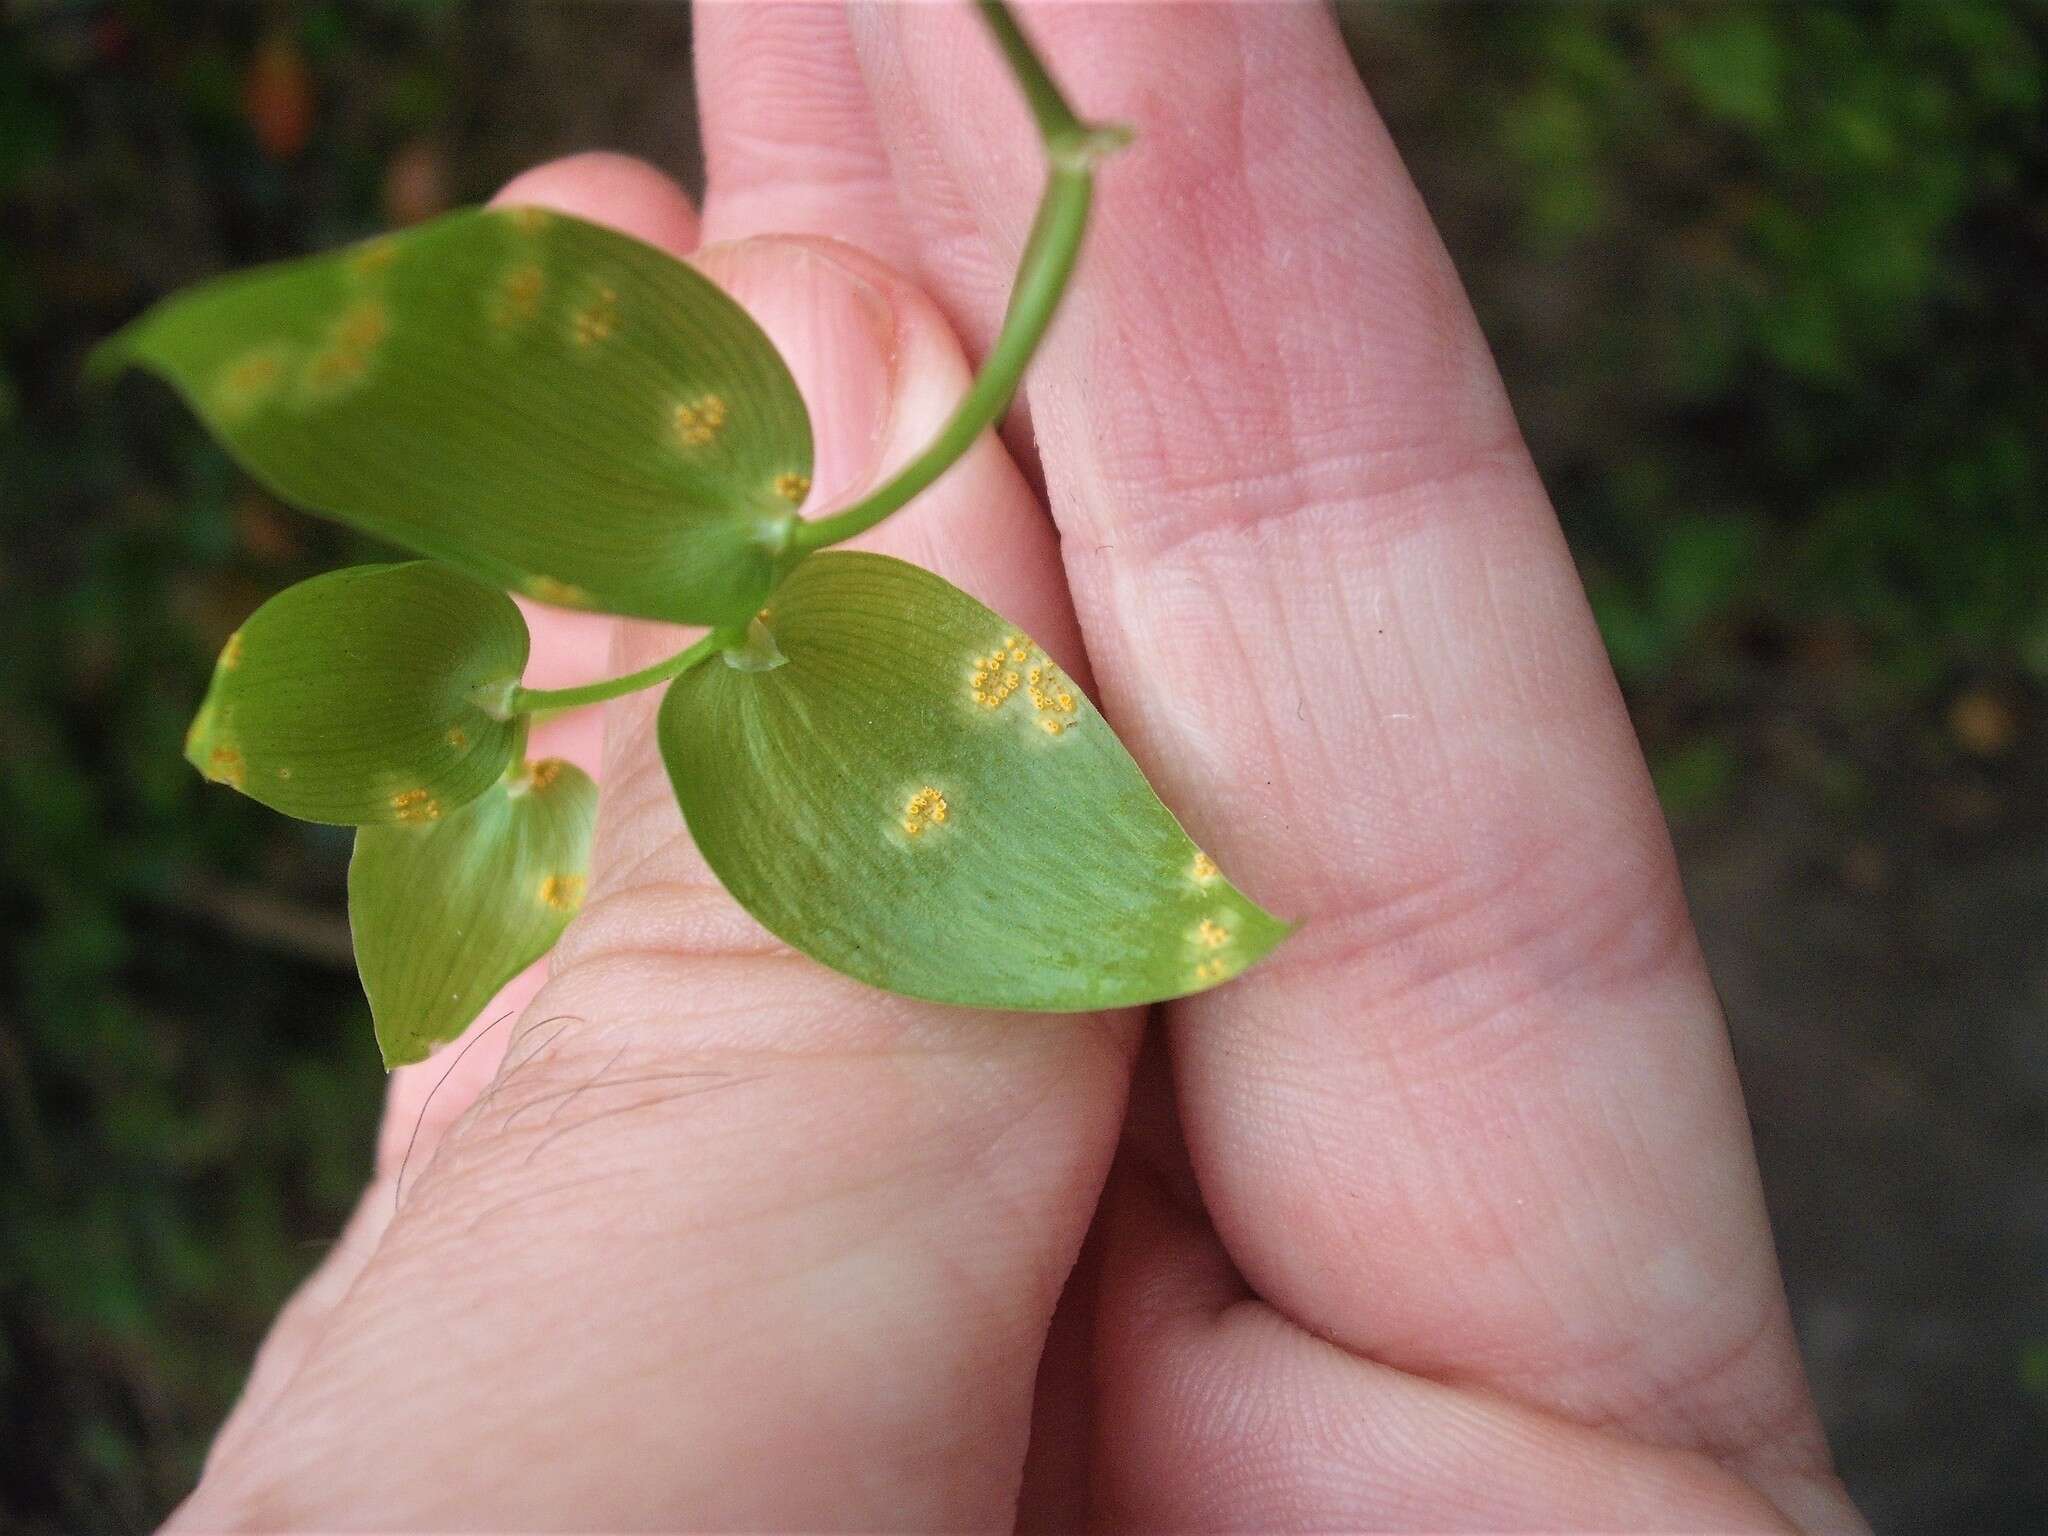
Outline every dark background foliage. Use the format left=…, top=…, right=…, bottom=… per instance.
left=1, top=4, right=2042, bottom=1531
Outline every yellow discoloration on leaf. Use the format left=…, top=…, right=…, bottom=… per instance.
left=1191, top=851, right=1219, bottom=885
left=184, top=704, right=213, bottom=757
left=538, top=873, right=586, bottom=912
left=299, top=298, right=391, bottom=400
left=206, top=744, right=246, bottom=789
left=491, top=262, right=545, bottom=329
left=219, top=631, right=245, bottom=671
left=276, top=766, right=293, bottom=780
left=505, top=206, right=552, bottom=235
left=970, top=633, right=1080, bottom=738
left=527, top=759, right=564, bottom=792
left=773, top=471, right=811, bottom=505
left=570, top=282, right=619, bottom=348
left=521, top=575, right=593, bottom=608
left=902, top=786, right=949, bottom=838
left=1194, top=958, right=1229, bottom=985
left=392, top=787, right=442, bottom=823
left=350, top=237, right=398, bottom=278
left=445, top=726, right=468, bottom=750
left=334, top=299, right=390, bottom=353
left=673, top=394, right=728, bottom=447
left=1196, top=918, right=1229, bottom=949
left=211, top=346, right=291, bottom=420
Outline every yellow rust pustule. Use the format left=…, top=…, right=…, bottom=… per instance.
left=1190, top=851, right=1220, bottom=886
left=673, top=394, right=728, bottom=447
left=350, top=237, right=398, bottom=277
left=299, top=298, right=391, bottom=398
left=1194, top=958, right=1229, bottom=985
left=1196, top=918, right=1230, bottom=949
left=212, top=346, right=291, bottom=420
left=445, top=726, right=468, bottom=750
left=570, top=282, right=619, bottom=348
left=205, top=744, right=246, bottom=789
left=902, top=786, right=950, bottom=839
left=391, top=787, right=442, bottom=823
left=522, top=575, right=592, bottom=609
left=538, top=873, right=585, bottom=912
left=526, top=759, right=564, bottom=793
left=491, top=262, right=545, bottom=329
left=505, top=206, right=552, bottom=236
left=773, top=471, right=811, bottom=505
left=218, top=631, right=245, bottom=671
left=970, top=634, right=1080, bottom=737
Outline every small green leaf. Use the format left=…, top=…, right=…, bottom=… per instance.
left=658, top=552, right=1291, bottom=1010
left=185, top=561, right=527, bottom=825
left=95, top=206, right=813, bottom=627
left=350, top=758, right=598, bottom=1068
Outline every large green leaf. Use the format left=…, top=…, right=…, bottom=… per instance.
left=185, top=561, right=527, bottom=825
left=350, top=758, right=598, bottom=1067
left=658, top=553, right=1291, bottom=1010
left=95, top=206, right=813, bottom=626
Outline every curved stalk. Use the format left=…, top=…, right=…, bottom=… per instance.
left=507, top=631, right=726, bottom=715
left=786, top=0, right=1127, bottom=556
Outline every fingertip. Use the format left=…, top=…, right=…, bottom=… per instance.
left=490, top=151, right=699, bottom=258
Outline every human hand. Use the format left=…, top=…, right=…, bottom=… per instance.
left=172, top=5, right=1865, bottom=1530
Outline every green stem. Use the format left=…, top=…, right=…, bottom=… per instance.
left=787, top=0, right=1127, bottom=556
left=507, top=631, right=725, bottom=715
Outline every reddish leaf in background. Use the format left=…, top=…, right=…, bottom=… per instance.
left=244, top=35, right=312, bottom=161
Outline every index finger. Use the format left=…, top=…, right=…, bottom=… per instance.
left=854, top=0, right=1826, bottom=1477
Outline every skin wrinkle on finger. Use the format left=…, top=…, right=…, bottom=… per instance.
left=1092, top=1160, right=1808, bottom=1535
left=695, top=0, right=910, bottom=260
left=854, top=0, right=1845, bottom=1507
left=186, top=978, right=1117, bottom=1532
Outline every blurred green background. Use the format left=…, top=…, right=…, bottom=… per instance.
left=1, top=3, right=2042, bottom=1531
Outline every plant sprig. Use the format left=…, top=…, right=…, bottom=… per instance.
left=95, top=0, right=1290, bottom=1068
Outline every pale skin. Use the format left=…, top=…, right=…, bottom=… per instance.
left=172, top=4, right=1869, bottom=1531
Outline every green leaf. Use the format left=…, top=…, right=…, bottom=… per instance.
left=350, top=758, right=598, bottom=1067
left=184, top=562, right=527, bottom=825
left=658, top=552, right=1291, bottom=1011
left=94, top=206, right=813, bottom=627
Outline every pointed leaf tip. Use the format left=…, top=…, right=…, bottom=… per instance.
left=351, top=757, right=597, bottom=1068
left=100, top=206, right=813, bottom=626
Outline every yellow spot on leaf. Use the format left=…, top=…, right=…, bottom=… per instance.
left=206, top=745, right=246, bottom=789
left=571, top=283, right=619, bottom=348
left=522, top=575, right=592, bottom=608
left=1191, top=852, right=1220, bottom=885
left=218, top=631, right=244, bottom=671
left=673, top=394, right=728, bottom=447
left=299, top=299, right=390, bottom=400
left=276, top=766, right=293, bottom=780
left=334, top=299, right=389, bottom=353
left=1196, top=918, right=1229, bottom=949
left=527, top=759, right=563, bottom=792
left=969, top=634, right=1082, bottom=731
left=491, top=262, right=545, bottom=329
left=350, top=237, right=398, bottom=277
left=902, top=786, right=949, bottom=838
left=211, top=347, right=290, bottom=420
left=392, top=788, right=441, bottom=823
left=1194, top=958, right=1229, bottom=985
left=445, top=727, right=468, bottom=750
left=538, top=873, right=586, bottom=912
left=773, top=471, right=811, bottom=505
left=506, top=206, right=552, bottom=235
